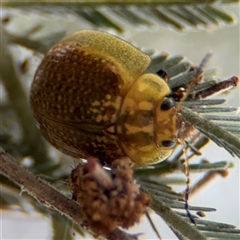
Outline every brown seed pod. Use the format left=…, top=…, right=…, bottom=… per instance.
left=30, top=30, right=180, bottom=167
left=69, top=157, right=151, bottom=235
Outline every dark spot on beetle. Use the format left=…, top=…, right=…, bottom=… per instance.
left=160, top=98, right=175, bottom=111
left=162, top=140, right=176, bottom=148
left=156, top=69, right=168, bottom=81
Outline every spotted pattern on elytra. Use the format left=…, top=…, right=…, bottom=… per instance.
left=31, top=43, right=124, bottom=161
left=31, top=45, right=122, bottom=123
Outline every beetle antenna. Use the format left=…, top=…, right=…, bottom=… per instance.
left=174, top=53, right=212, bottom=223
left=179, top=53, right=212, bottom=224
left=181, top=139, right=196, bottom=225
left=175, top=52, right=213, bottom=112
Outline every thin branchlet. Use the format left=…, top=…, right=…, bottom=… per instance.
left=0, top=148, right=142, bottom=240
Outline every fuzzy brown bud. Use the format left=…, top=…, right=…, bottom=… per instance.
left=69, top=157, right=151, bottom=235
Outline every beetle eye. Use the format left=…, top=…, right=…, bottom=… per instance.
left=162, top=140, right=176, bottom=148
left=160, top=98, right=175, bottom=111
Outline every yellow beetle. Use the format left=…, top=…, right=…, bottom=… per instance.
left=30, top=30, right=179, bottom=167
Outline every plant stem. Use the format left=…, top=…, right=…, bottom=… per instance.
left=0, top=147, right=140, bottom=240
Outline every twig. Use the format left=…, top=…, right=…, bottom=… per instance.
left=145, top=210, right=162, bottom=240
left=0, top=147, right=82, bottom=221
left=0, top=147, right=140, bottom=240
left=187, top=170, right=228, bottom=198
